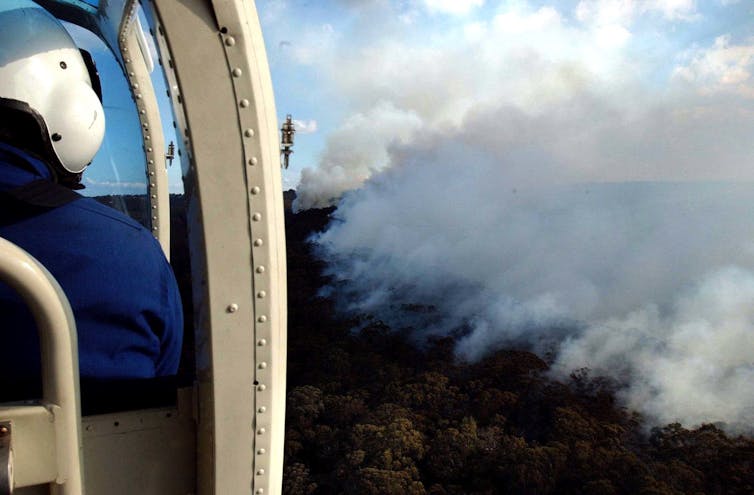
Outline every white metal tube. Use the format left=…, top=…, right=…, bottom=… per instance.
left=0, top=238, right=83, bottom=494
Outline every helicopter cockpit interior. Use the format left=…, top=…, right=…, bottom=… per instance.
left=0, top=1, right=287, bottom=494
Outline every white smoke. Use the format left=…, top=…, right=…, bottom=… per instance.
left=294, top=102, right=422, bottom=210
left=274, top=1, right=754, bottom=431
left=313, top=121, right=754, bottom=432
left=553, top=266, right=754, bottom=433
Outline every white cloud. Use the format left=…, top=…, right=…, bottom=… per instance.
left=84, top=177, right=147, bottom=191
left=651, top=0, right=697, bottom=20
left=674, top=35, right=754, bottom=97
left=493, top=6, right=562, bottom=33
left=293, top=119, right=318, bottom=134
left=285, top=23, right=338, bottom=65
left=422, top=0, right=484, bottom=15
left=575, top=0, right=698, bottom=25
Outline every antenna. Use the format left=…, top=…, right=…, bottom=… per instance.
left=280, top=114, right=295, bottom=169
left=166, top=141, right=175, bottom=167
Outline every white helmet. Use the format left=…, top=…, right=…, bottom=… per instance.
left=0, top=0, right=105, bottom=181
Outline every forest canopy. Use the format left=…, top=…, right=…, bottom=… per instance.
left=283, top=193, right=754, bottom=495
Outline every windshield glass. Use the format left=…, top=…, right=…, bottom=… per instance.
left=65, top=22, right=151, bottom=228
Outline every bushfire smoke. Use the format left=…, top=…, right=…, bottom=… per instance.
left=314, top=145, right=754, bottom=433
left=268, top=1, right=754, bottom=432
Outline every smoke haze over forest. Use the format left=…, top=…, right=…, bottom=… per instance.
left=262, top=1, right=754, bottom=433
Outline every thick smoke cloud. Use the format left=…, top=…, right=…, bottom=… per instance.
left=315, top=134, right=754, bottom=432
left=313, top=84, right=754, bottom=431
left=275, top=1, right=754, bottom=431
left=291, top=2, right=754, bottom=209
left=295, top=102, right=421, bottom=209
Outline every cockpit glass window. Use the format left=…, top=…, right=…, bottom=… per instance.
left=64, top=22, right=151, bottom=229
left=136, top=6, right=185, bottom=195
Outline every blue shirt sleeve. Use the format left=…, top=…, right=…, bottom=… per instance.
left=0, top=196, right=184, bottom=380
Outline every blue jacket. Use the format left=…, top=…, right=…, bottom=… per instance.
left=0, top=143, right=182, bottom=379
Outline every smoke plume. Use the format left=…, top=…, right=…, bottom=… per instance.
left=315, top=152, right=754, bottom=432
left=274, top=1, right=754, bottom=432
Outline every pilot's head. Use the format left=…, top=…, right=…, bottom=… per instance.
left=0, top=0, right=105, bottom=188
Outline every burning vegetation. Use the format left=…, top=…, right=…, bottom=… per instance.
left=284, top=192, right=754, bottom=495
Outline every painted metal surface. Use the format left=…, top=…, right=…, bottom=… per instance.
left=148, top=0, right=287, bottom=493
left=0, top=238, right=83, bottom=494
left=0, top=423, right=11, bottom=494
left=80, top=388, right=195, bottom=494
left=0, top=407, right=56, bottom=489
left=120, top=3, right=171, bottom=254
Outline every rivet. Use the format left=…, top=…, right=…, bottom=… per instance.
left=225, top=36, right=236, bottom=46
left=240, top=99, right=250, bottom=108
left=152, top=216, right=158, bottom=221
left=125, top=58, right=131, bottom=63
left=257, top=428, right=266, bottom=435
left=258, top=406, right=267, bottom=413
left=257, top=384, right=266, bottom=391
left=151, top=195, right=157, bottom=199
left=232, top=67, right=242, bottom=77
left=252, top=213, right=262, bottom=221
left=132, top=82, right=138, bottom=89
left=149, top=171, right=155, bottom=176
left=249, top=157, right=258, bottom=166
left=147, top=147, right=153, bottom=152
left=256, top=489, right=264, bottom=494
left=257, top=448, right=266, bottom=455
left=257, top=291, right=266, bottom=299
left=149, top=159, right=154, bottom=165
left=258, top=339, right=267, bottom=346
left=254, top=239, right=264, bottom=247
left=145, top=135, right=151, bottom=141
left=244, top=128, right=255, bottom=138
left=140, top=109, right=146, bottom=115
left=251, top=186, right=261, bottom=195
left=257, top=315, right=267, bottom=323
left=227, top=303, right=239, bottom=313
left=256, top=266, right=265, bottom=274
left=257, top=469, right=265, bottom=476
left=152, top=205, right=157, bottom=210
left=150, top=183, right=155, bottom=187
left=130, top=72, right=136, bottom=77
left=259, top=362, right=267, bottom=369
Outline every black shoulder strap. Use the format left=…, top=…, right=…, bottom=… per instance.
left=1, top=179, right=82, bottom=209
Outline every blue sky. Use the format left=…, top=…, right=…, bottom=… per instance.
left=66, top=12, right=183, bottom=198
left=258, top=0, right=754, bottom=206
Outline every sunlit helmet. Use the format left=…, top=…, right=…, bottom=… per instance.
left=0, top=0, right=105, bottom=180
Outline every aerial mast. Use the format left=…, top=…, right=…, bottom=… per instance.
left=280, top=114, right=295, bottom=169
